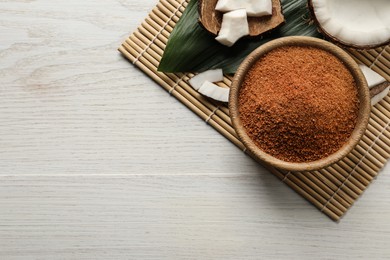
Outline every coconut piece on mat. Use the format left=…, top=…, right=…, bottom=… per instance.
left=359, top=64, right=390, bottom=105
left=216, top=0, right=272, bottom=17
left=309, top=0, right=390, bottom=48
left=215, top=9, right=249, bottom=47
left=189, top=69, right=223, bottom=90
left=198, top=81, right=230, bottom=102
left=371, top=86, right=389, bottom=106
left=360, top=64, right=387, bottom=88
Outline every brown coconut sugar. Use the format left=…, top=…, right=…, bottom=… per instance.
left=238, top=46, right=359, bottom=163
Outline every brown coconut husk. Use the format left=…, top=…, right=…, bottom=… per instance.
left=370, top=81, right=390, bottom=98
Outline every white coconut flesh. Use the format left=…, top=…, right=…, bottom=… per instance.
left=198, top=81, right=230, bottom=102
left=216, top=9, right=249, bottom=47
left=311, top=0, right=390, bottom=48
left=215, top=0, right=272, bottom=17
left=189, top=69, right=224, bottom=90
left=359, top=64, right=387, bottom=89
left=371, top=86, right=389, bottom=106
left=359, top=64, right=390, bottom=105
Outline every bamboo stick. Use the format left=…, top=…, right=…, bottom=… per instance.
left=296, top=172, right=348, bottom=213
left=319, top=168, right=359, bottom=200
left=259, top=165, right=350, bottom=218
left=352, top=141, right=382, bottom=169
left=361, top=49, right=390, bottom=68
left=349, top=51, right=390, bottom=82
left=314, top=168, right=359, bottom=201
left=343, top=154, right=373, bottom=183
left=268, top=168, right=340, bottom=221
left=312, top=171, right=354, bottom=205
left=350, top=148, right=380, bottom=175
left=366, top=125, right=390, bottom=154
left=327, top=164, right=364, bottom=193
left=349, top=49, right=390, bottom=80
left=381, top=97, right=390, bottom=113
left=353, top=139, right=387, bottom=166
left=356, top=136, right=387, bottom=165
left=368, top=48, right=390, bottom=61
left=336, top=157, right=370, bottom=187
left=288, top=173, right=343, bottom=217
left=372, top=106, right=390, bottom=126
left=369, top=116, right=390, bottom=140
left=306, top=171, right=352, bottom=209
left=278, top=169, right=353, bottom=209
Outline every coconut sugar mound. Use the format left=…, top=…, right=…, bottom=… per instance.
left=238, top=46, right=359, bottom=163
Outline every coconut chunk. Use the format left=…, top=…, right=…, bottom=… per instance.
left=189, top=69, right=224, bottom=90
left=215, top=0, right=272, bottom=17
left=359, top=64, right=386, bottom=89
left=215, top=9, right=249, bottom=47
left=215, top=0, right=242, bottom=13
left=371, top=86, right=389, bottom=106
left=199, top=0, right=284, bottom=37
left=247, top=0, right=272, bottom=17
left=360, top=64, right=390, bottom=105
left=310, top=0, right=390, bottom=48
left=198, top=81, right=230, bottom=102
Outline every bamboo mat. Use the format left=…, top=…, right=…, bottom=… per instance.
left=119, top=0, right=390, bottom=221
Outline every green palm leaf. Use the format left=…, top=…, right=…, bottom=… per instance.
left=158, top=0, right=322, bottom=74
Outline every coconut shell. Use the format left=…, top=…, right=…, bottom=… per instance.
left=308, top=0, right=390, bottom=49
left=198, top=0, right=284, bottom=37
left=370, top=81, right=390, bottom=98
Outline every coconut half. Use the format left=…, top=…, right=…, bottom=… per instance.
left=309, top=0, right=390, bottom=49
left=199, top=0, right=284, bottom=37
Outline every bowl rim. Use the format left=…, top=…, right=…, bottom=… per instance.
left=229, top=36, right=371, bottom=172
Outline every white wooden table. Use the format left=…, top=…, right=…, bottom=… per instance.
left=1, top=1, right=389, bottom=259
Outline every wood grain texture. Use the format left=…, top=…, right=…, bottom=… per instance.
left=0, top=0, right=254, bottom=175
left=1, top=175, right=390, bottom=259
left=0, top=0, right=390, bottom=259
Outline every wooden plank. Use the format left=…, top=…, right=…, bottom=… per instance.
left=0, top=175, right=390, bottom=259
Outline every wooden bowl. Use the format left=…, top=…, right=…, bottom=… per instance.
left=229, top=36, right=371, bottom=172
